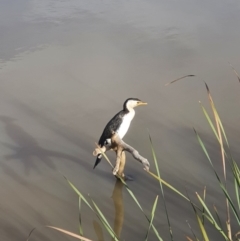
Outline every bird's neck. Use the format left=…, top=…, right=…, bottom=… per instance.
left=124, top=106, right=135, bottom=116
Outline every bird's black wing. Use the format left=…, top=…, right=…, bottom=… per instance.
left=98, top=110, right=126, bottom=146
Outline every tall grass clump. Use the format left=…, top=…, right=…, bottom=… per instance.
left=27, top=69, right=240, bottom=241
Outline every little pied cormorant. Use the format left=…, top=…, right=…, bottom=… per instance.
left=93, top=98, right=147, bottom=169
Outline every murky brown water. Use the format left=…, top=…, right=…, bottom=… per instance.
left=1, top=1, right=240, bottom=240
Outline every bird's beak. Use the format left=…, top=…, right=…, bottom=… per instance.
left=137, top=101, right=148, bottom=106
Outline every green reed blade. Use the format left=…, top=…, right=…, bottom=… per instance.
left=145, top=195, right=158, bottom=241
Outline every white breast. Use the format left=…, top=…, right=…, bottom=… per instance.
left=117, top=110, right=135, bottom=139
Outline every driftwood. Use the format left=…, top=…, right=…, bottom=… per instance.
left=110, top=133, right=150, bottom=177
left=93, top=132, right=150, bottom=178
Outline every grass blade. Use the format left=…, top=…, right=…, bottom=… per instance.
left=193, top=128, right=223, bottom=184
left=145, top=195, right=159, bottom=241
left=194, top=129, right=236, bottom=238
left=119, top=177, right=164, bottom=241
left=200, top=102, right=230, bottom=163
left=91, top=199, right=119, bottom=241
left=213, top=205, right=223, bottom=230
left=147, top=170, right=189, bottom=202
left=46, top=226, right=94, bottom=241
left=196, top=192, right=229, bottom=240
left=62, top=174, right=93, bottom=211
left=186, top=220, right=200, bottom=241
left=205, top=83, right=226, bottom=181
left=219, top=183, right=240, bottom=225
left=199, top=103, right=219, bottom=142
left=149, top=134, right=173, bottom=240
left=79, top=197, right=84, bottom=237
left=232, top=160, right=240, bottom=211
left=228, top=62, right=240, bottom=82
left=235, top=178, right=240, bottom=211
left=214, top=111, right=229, bottom=148
left=196, top=214, right=209, bottom=241
left=188, top=193, right=209, bottom=241
left=63, top=174, right=119, bottom=240
left=202, top=186, right=206, bottom=226
left=26, top=226, right=94, bottom=241
left=99, top=147, right=164, bottom=241
left=186, top=236, right=195, bottom=241
left=193, top=128, right=212, bottom=166
left=26, top=227, right=37, bottom=241
left=202, top=92, right=229, bottom=148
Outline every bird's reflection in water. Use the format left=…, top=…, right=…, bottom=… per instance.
left=93, top=179, right=124, bottom=241
left=111, top=179, right=124, bottom=240
left=93, top=220, right=105, bottom=241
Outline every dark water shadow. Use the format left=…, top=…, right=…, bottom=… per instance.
left=13, top=101, right=91, bottom=152
left=0, top=115, right=91, bottom=175
left=12, top=101, right=112, bottom=178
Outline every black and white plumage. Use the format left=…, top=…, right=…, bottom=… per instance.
left=93, top=98, right=147, bottom=169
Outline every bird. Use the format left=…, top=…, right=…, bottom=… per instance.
left=93, top=98, right=147, bottom=169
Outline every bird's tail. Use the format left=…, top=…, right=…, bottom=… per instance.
left=93, top=145, right=107, bottom=169
left=93, top=154, right=102, bottom=169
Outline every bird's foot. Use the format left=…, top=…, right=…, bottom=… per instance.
left=114, top=173, right=134, bottom=181
left=123, top=174, right=134, bottom=181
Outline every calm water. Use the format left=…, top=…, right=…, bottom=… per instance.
left=0, top=1, right=240, bottom=240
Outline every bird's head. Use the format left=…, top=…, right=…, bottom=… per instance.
left=123, top=98, right=147, bottom=111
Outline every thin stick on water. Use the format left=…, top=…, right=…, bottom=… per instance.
left=165, top=75, right=195, bottom=86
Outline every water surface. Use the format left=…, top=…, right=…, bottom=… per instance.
left=0, top=1, right=240, bottom=240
